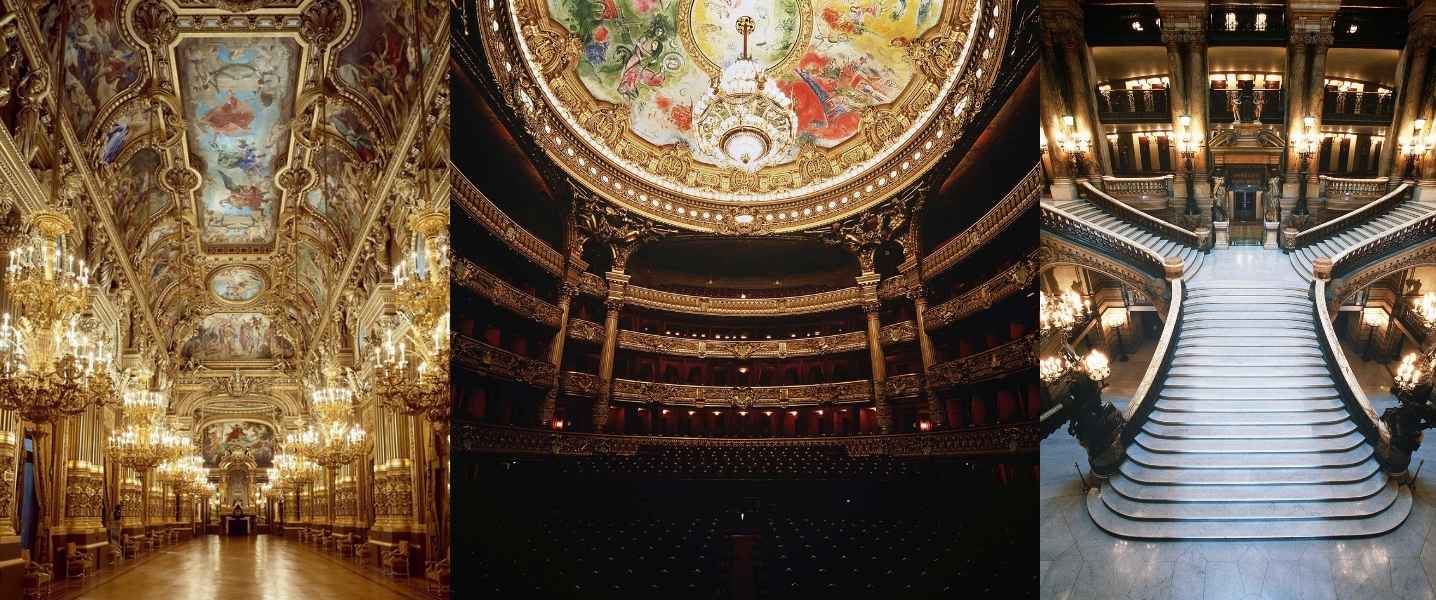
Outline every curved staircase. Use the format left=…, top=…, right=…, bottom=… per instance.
left=1050, top=198, right=1204, bottom=281
left=1289, top=196, right=1434, bottom=279
left=1087, top=277, right=1411, bottom=539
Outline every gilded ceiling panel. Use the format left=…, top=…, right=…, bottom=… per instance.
left=45, top=0, right=144, bottom=136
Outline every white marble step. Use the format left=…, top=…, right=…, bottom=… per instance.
left=1126, top=443, right=1372, bottom=469
left=1156, top=387, right=1339, bottom=401
left=1155, top=399, right=1346, bottom=412
left=1086, top=484, right=1411, bottom=539
left=1173, top=337, right=1321, bottom=349
left=1105, top=469, right=1388, bottom=502
left=1096, top=481, right=1400, bottom=521
left=1171, top=346, right=1323, bottom=358
left=1165, top=366, right=1329, bottom=378
left=1119, top=460, right=1378, bottom=486
left=1142, top=421, right=1356, bottom=440
left=1184, top=304, right=1310, bottom=315
left=1161, top=376, right=1334, bottom=389
left=1182, top=320, right=1316, bottom=332
left=1132, top=430, right=1366, bottom=453
left=1170, top=356, right=1327, bottom=368
left=1147, top=408, right=1349, bottom=426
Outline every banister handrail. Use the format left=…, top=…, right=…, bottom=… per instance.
left=1079, top=180, right=1202, bottom=249
left=1040, top=202, right=1168, bottom=280
left=1312, top=275, right=1393, bottom=466
left=1330, top=204, right=1436, bottom=279
left=1122, top=274, right=1184, bottom=425
left=1291, top=182, right=1411, bottom=251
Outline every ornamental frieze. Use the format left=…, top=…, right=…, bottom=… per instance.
left=884, top=373, right=924, bottom=399
left=454, top=335, right=557, bottom=387
left=927, top=333, right=1037, bottom=389
left=925, top=249, right=1040, bottom=330
left=453, top=258, right=563, bottom=326
left=566, top=318, right=605, bottom=344
left=590, top=377, right=873, bottom=408
left=64, top=472, right=105, bottom=519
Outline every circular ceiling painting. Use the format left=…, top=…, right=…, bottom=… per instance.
left=489, top=0, right=1003, bottom=231
left=209, top=265, right=266, bottom=303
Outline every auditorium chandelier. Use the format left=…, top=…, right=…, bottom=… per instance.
left=0, top=210, right=116, bottom=424
left=1040, top=289, right=1089, bottom=339
left=690, top=16, right=797, bottom=172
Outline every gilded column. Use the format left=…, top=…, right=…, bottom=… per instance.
left=859, top=274, right=891, bottom=433
left=594, top=278, right=627, bottom=432
left=370, top=403, right=421, bottom=571
left=910, top=287, right=943, bottom=429
left=540, top=282, right=579, bottom=427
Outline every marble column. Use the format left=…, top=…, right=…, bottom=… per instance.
left=594, top=273, right=629, bottom=432
left=1184, top=40, right=1210, bottom=204
left=1305, top=41, right=1331, bottom=186
left=1382, top=17, right=1434, bottom=179
left=1285, top=40, right=1311, bottom=200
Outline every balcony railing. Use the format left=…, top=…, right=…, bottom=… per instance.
left=1097, top=88, right=1171, bottom=123
left=1322, top=90, right=1395, bottom=125
left=453, top=422, right=1044, bottom=457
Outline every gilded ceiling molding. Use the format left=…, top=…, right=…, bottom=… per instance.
left=454, top=335, right=558, bottom=388
left=924, top=247, right=1039, bottom=331
left=926, top=332, right=1036, bottom=390
left=454, top=421, right=1042, bottom=457
left=572, top=183, right=677, bottom=270
left=812, top=183, right=924, bottom=274
left=474, top=0, right=1006, bottom=233
left=306, top=39, right=451, bottom=366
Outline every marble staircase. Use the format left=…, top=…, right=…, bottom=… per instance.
left=1086, top=267, right=1412, bottom=539
left=1289, top=198, right=1434, bottom=280
left=1050, top=198, right=1204, bottom=281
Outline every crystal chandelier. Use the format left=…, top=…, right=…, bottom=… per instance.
left=107, top=387, right=189, bottom=474
left=273, top=452, right=318, bottom=486
left=690, top=17, right=797, bottom=172
left=307, top=419, right=370, bottom=469
left=392, top=209, right=450, bottom=336
left=1414, top=292, right=1436, bottom=328
left=311, top=354, right=356, bottom=426
left=1040, top=289, right=1089, bottom=339
left=370, top=323, right=450, bottom=428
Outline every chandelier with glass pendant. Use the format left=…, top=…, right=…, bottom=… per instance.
left=107, top=385, right=189, bottom=474
left=374, top=204, right=450, bottom=428
left=0, top=210, right=116, bottom=424
left=291, top=355, right=370, bottom=469
left=690, top=16, right=798, bottom=172
left=273, top=452, right=318, bottom=486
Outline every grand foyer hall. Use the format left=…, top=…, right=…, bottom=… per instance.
left=0, top=0, right=450, bottom=598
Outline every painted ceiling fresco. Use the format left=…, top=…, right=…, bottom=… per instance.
left=200, top=420, right=276, bottom=467
left=48, top=0, right=143, bottom=137
left=209, top=265, right=266, bottom=303
left=550, top=0, right=941, bottom=157
left=178, top=37, right=300, bottom=247
left=180, top=313, right=295, bottom=361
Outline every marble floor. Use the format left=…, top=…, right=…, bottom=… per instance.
left=53, top=535, right=433, bottom=600
left=1041, top=248, right=1436, bottom=599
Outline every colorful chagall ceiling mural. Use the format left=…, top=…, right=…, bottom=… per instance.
left=200, top=420, right=276, bottom=467
left=178, top=37, right=300, bottom=247
left=180, top=313, right=295, bottom=361
left=548, top=0, right=942, bottom=158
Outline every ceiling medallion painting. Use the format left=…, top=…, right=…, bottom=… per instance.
left=180, top=312, right=296, bottom=361
left=489, top=0, right=1000, bottom=231
left=177, top=37, right=302, bottom=248
left=208, top=265, right=267, bottom=303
